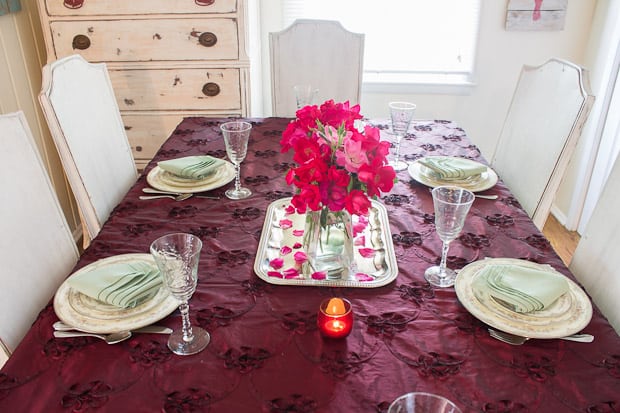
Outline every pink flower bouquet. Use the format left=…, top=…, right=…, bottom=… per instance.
left=281, top=100, right=396, bottom=216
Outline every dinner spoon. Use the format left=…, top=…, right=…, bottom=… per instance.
left=139, top=194, right=193, bottom=201
left=53, top=330, right=132, bottom=344
left=488, top=328, right=594, bottom=345
left=142, top=188, right=220, bottom=200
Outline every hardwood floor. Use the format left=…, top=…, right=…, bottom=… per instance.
left=542, top=214, right=580, bottom=266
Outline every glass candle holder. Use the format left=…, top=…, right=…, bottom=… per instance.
left=317, top=297, right=353, bottom=338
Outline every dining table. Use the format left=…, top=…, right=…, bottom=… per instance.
left=1, top=116, right=619, bottom=413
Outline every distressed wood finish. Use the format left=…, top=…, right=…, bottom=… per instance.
left=38, top=0, right=250, bottom=167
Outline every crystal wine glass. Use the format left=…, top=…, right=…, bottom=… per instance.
left=388, top=101, right=416, bottom=171
left=150, top=233, right=210, bottom=355
left=293, top=84, right=318, bottom=109
left=221, top=121, right=252, bottom=199
left=424, top=186, right=474, bottom=287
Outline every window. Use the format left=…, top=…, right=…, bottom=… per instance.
left=281, top=0, right=481, bottom=91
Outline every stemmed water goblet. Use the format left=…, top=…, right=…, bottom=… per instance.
left=221, top=121, right=252, bottom=199
left=150, top=233, right=210, bottom=355
left=293, top=84, right=318, bottom=109
left=388, top=101, right=416, bottom=171
left=424, top=186, right=475, bottom=287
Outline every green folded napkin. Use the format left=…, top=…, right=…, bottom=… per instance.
left=472, top=264, right=569, bottom=313
left=67, top=261, right=162, bottom=308
left=418, top=156, right=486, bottom=180
left=157, top=155, right=225, bottom=180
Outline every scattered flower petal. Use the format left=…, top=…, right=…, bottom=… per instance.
left=279, top=219, right=293, bottom=229
left=292, top=229, right=304, bottom=237
left=280, top=246, right=292, bottom=255
left=354, top=235, right=366, bottom=246
left=285, top=205, right=296, bottom=215
left=353, top=222, right=367, bottom=236
left=355, top=272, right=374, bottom=282
left=292, top=242, right=303, bottom=249
left=358, top=248, right=376, bottom=258
left=269, top=258, right=284, bottom=269
left=293, top=251, right=307, bottom=264
left=267, top=271, right=283, bottom=278
left=283, top=268, right=300, bottom=278
left=311, top=271, right=327, bottom=280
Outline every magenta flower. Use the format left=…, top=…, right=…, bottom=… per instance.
left=358, top=248, right=376, bottom=258
left=269, top=258, right=284, bottom=269
left=279, top=219, right=293, bottom=230
left=283, top=268, right=300, bottom=278
left=311, top=271, right=327, bottom=280
left=293, top=251, right=308, bottom=264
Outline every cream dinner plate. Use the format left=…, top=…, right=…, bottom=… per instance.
left=54, top=254, right=178, bottom=334
left=454, top=258, right=592, bottom=339
left=407, top=157, right=498, bottom=192
left=146, top=161, right=235, bottom=193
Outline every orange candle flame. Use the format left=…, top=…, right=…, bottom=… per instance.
left=325, top=298, right=346, bottom=315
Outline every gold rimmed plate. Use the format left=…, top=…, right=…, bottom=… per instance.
left=54, top=254, right=178, bottom=334
left=408, top=156, right=498, bottom=192
left=454, top=258, right=592, bottom=339
left=146, top=161, right=235, bottom=193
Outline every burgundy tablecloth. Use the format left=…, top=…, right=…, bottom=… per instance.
left=1, top=117, right=618, bottom=412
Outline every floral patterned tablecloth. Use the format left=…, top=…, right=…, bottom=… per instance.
left=1, top=117, right=618, bottom=412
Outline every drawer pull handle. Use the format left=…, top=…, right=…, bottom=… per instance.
left=198, top=32, right=218, bottom=47
left=202, top=82, right=220, bottom=97
left=136, top=146, right=143, bottom=152
left=72, top=35, right=91, bottom=50
left=195, top=0, right=215, bottom=6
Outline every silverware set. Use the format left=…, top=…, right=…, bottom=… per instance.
left=139, top=187, right=220, bottom=201
left=52, top=321, right=172, bottom=345
left=488, top=327, right=594, bottom=345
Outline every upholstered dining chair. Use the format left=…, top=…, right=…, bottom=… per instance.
left=0, top=111, right=79, bottom=366
left=39, top=54, right=138, bottom=248
left=491, top=58, right=594, bottom=230
left=570, top=154, right=620, bottom=335
left=270, top=19, right=364, bottom=117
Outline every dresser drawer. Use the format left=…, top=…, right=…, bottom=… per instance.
left=45, top=0, right=237, bottom=16
left=49, top=18, right=238, bottom=62
left=109, top=68, right=242, bottom=111
left=122, top=114, right=185, bottom=162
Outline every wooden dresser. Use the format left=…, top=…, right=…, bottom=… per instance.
left=37, top=0, right=250, bottom=170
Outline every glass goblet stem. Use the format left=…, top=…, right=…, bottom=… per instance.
left=438, top=241, right=450, bottom=278
left=179, top=301, right=194, bottom=342
left=233, top=163, right=241, bottom=193
left=394, top=135, right=403, bottom=165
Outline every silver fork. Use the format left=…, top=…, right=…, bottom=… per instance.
left=488, top=328, right=594, bottom=345
left=139, top=193, right=193, bottom=201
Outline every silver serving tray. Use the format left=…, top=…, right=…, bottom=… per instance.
left=254, top=197, right=398, bottom=287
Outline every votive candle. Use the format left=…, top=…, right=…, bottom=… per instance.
left=318, top=297, right=353, bottom=339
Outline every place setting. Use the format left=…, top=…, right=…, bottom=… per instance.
left=408, top=155, right=498, bottom=193
left=53, top=232, right=213, bottom=355
left=143, top=121, right=253, bottom=200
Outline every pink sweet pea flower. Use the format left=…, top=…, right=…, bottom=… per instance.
left=279, top=219, right=293, bottom=230
left=358, top=248, right=376, bottom=258
left=355, top=273, right=374, bottom=282
left=283, top=268, right=300, bottom=279
left=311, top=271, right=327, bottom=280
left=269, top=258, right=284, bottom=269
left=293, top=251, right=308, bottom=264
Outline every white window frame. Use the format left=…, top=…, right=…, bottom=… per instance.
left=280, top=0, right=481, bottom=94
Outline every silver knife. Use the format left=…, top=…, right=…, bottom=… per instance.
left=53, top=321, right=172, bottom=334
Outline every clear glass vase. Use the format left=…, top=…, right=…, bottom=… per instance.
left=303, top=206, right=354, bottom=279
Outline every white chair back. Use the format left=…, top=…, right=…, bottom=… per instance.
left=491, top=58, right=594, bottom=230
left=0, top=112, right=79, bottom=364
left=270, top=19, right=364, bottom=117
left=570, top=154, right=620, bottom=335
left=39, top=54, right=137, bottom=247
